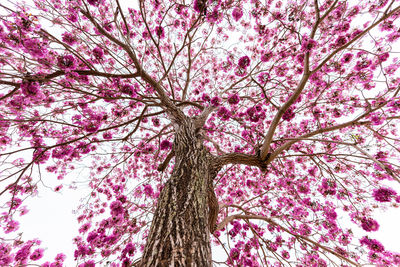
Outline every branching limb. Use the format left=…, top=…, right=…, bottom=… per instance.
left=352, top=145, right=400, bottom=183
left=259, top=4, right=400, bottom=161
left=157, top=150, right=175, bottom=172
left=217, top=152, right=270, bottom=171
left=216, top=213, right=360, bottom=266
left=193, top=105, right=216, bottom=130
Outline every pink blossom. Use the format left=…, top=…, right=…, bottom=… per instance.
left=57, top=55, right=76, bottom=70
left=92, top=47, right=104, bottom=59
left=143, top=184, right=154, bottom=197
left=210, top=96, right=220, bottom=106
left=30, top=248, right=44, bottom=261
left=361, top=217, right=379, bottom=232
left=227, top=93, right=240, bottom=105
left=301, top=38, right=317, bottom=52
left=110, top=201, right=124, bottom=216
left=360, top=236, right=385, bottom=252
left=21, top=81, right=40, bottom=97
left=84, top=121, right=100, bottom=133
left=87, top=0, right=100, bottom=6
left=155, top=26, right=165, bottom=38
left=24, top=39, right=46, bottom=57
left=62, top=32, right=77, bottom=45
left=232, top=8, right=243, bottom=21
left=217, top=106, right=231, bottom=121
left=355, top=59, right=372, bottom=71
left=238, top=56, right=250, bottom=68
left=14, top=245, right=31, bottom=263
left=373, top=187, right=397, bottom=202
left=78, top=260, right=95, bottom=267
left=341, top=53, right=353, bottom=64
left=378, top=52, right=389, bottom=62
left=229, top=247, right=240, bottom=260
left=160, top=140, right=172, bottom=150
left=193, top=0, right=206, bottom=13
left=4, top=220, right=19, bottom=233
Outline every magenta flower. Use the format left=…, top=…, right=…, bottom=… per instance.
left=207, top=9, right=221, bottom=23
left=370, top=114, right=383, bottom=125
left=281, top=250, right=290, bottom=259
left=0, top=244, right=12, bottom=265
left=335, top=35, right=347, bottom=47
left=84, top=121, right=100, bottom=133
left=320, top=178, right=337, bottom=195
left=121, top=84, right=135, bottom=96
left=110, top=200, right=124, bottom=216
left=79, top=260, right=95, bottom=267
left=360, top=236, right=385, bottom=252
left=57, top=54, right=76, bottom=70
left=24, top=39, right=45, bottom=57
left=86, top=231, right=98, bottom=242
left=14, top=245, right=31, bottom=263
left=235, top=189, right=244, bottom=197
left=21, top=81, right=40, bottom=97
left=87, top=0, right=100, bottom=6
left=227, top=93, right=240, bottom=105
left=298, top=223, right=312, bottom=235
left=355, top=59, right=372, bottom=71
left=33, top=149, right=50, bottom=164
left=62, top=32, right=77, bottom=45
left=210, top=96, right=220, bottom=106
left=92, top=46, right=104, bottom=59
left=155, top=26, right=164, bottom=38
left=282, top=107, right=295, bottom=121
left=229, top=248, right=240, bottom=260
left=217, top=106, right=231, bottom=121
left=160, top=140, right=171, bottom=150
left=4, top=220, right=19, bottom=233
left=261, top=52, right=272, bottom=62
left=30, top=248, right=44, bottom=261
left=193, top=0, right=206, bottom=13
left=232, top=7, right=243, bottom=21
left=143, top=184, right=154, bottom=197
left=373, top=187, right=397, bottom=202
left=103, top=132, right=113, bottom=140
left=79, top=223, right=91, bottom=233
left=201, top=93, right=211, bottom=102
left=378, top=52, right=389, bottom=62
left=121, top=242, right=136, bottom=258
left=257, top=72, right=270, bottom=83
left=301, top=38, right=317, bottom=52
left=361, top=217, right=379, bottom=232
left=238, top=56, right=250, bottom=68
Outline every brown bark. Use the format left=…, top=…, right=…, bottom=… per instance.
left=140, top=119, right=220, bottom=266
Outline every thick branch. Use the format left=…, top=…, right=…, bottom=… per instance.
left=193, top=105, right=216, bottom=130
left=269, top=119, right=371, bottom=163
left=259, top=72, right=311, bottom=160
left=157, top=150, right=175, bottom=172
left=217, top=153, right=268, bottom=170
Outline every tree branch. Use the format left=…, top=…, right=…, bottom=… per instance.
left=216, top=214, right=360, bottom=266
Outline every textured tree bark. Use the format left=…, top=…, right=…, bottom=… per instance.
left=140, top=120, right=219, bottom=266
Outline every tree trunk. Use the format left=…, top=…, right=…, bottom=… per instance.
left=140, top=121, right=219, bottom=266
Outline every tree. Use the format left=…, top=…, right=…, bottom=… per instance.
left=1, top=0, right=400, bottom=265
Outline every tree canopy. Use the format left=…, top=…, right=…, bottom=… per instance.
left=1, top=0, right=400, bottom=266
